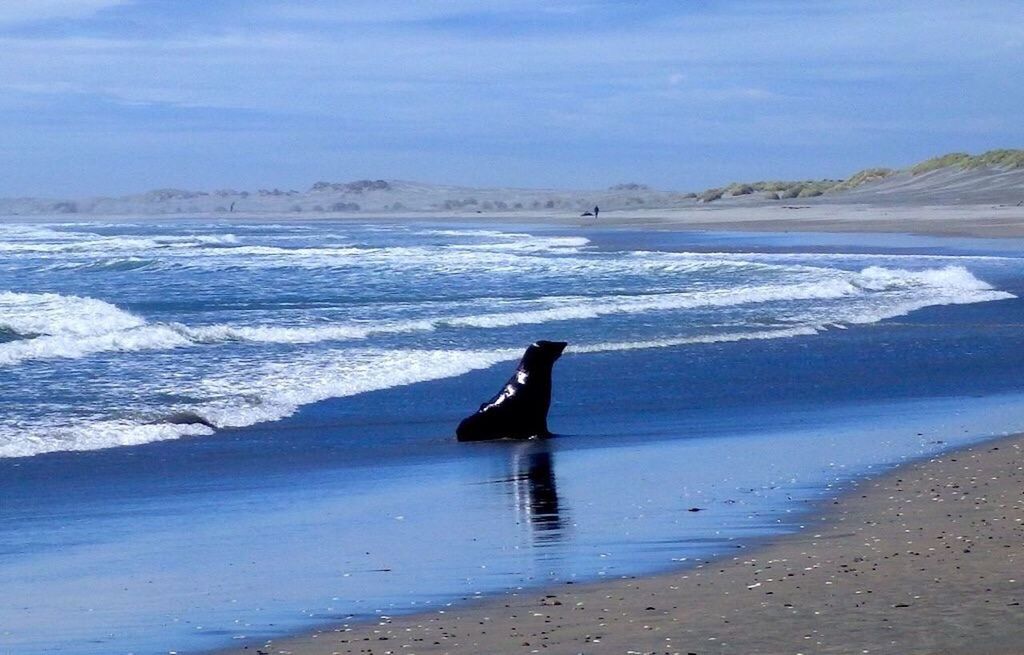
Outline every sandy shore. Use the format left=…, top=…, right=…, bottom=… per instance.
left=9, top=202, right=1024, bottom=239
left=221, top=435, right=1024, bottom=655
left=577, top=203, right=1024, bottom=239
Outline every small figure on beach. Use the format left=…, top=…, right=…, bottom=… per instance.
left=593, top=205, right=600, bottom=218
left=456, top=340, right=567, bottom=442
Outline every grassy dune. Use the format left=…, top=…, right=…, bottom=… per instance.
left=697, top=148, right=1024, bottom=203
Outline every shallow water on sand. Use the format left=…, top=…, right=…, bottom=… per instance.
left=3, top=222, right=1024, bottom=654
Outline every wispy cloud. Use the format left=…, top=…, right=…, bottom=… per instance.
left=0, top=0, right=131, bottom=25
left=0, top=0, right=1022, bottom=195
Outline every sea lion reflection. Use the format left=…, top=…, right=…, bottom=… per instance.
left=508, top=444, right=566, bottom=543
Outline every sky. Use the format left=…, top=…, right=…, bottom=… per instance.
left=0, top=0, right=1022, bottom=197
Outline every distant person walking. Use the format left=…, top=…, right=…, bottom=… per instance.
left=593, top=205, right=599, bottom=219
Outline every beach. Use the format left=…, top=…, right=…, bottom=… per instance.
left=220, top=434, right=1024, bottom=655
left=5, top=2, right=1024, bottom=653
left=10, top=202, right=1024, bottom=239
left=3, top=220, right=1024, bottom=655
left=572, top=203, right=1024, bottom=239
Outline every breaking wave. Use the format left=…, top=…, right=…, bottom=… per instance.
left=0, top=221, right=1017, bottom=458
left=1, top=265, right=1009, bottom=367
left=0, top=291, right=144, bottom=339
left=0, top=262, right=1002, bottom=457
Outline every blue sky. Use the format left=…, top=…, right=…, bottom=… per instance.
left=1, top=0, right=1022, bottom=196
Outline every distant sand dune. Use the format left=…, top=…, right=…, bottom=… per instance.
left=1, top=149, right=1022, bottom=218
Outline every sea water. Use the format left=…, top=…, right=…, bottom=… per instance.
left=3, top=220, right=1024, bottom=654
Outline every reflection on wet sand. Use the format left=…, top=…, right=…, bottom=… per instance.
left=507, top=442, right=567, bottom=545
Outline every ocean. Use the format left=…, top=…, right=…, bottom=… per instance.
left=3, top=219, right=1024, bottom=654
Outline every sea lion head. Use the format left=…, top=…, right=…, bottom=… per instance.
left=521, top=340, right=568, bottom=369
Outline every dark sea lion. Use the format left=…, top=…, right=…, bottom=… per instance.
left=456, top=340, right=567, bottom=442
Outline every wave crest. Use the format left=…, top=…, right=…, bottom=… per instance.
left=0, top=265, right=1012, bottom=367
left=0, top=291, right=144, bottom=339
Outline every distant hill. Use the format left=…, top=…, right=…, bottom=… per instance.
left=1, top=149, right=1022, bottom=216
left=0, top=179, right=693, bottom=216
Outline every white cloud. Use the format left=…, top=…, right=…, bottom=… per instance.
left=257, top=0, right=590, bottom=25
left=0, top=1, right=1018, bottom=135
left=0, top=0, right=131, bottom=24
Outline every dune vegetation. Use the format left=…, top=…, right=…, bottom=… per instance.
left=694, top=148, right=1024, bottom=203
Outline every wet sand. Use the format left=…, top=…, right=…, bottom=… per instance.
left=222, top=435, right=1024, bottom=655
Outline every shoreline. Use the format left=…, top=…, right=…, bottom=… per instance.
left=4, top=218, right=1023, bottom=653
left=4, top=202, right=1024, bottom=239
left=217, top=432, right=1024, bottom=655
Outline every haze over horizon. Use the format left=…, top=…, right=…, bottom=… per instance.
left=1, top=0, right=1022, bottom=197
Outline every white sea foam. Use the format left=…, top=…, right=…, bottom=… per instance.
left=571, top=326, right=823, bottom=353
left=193, top=347, right=519, bottom=428
left=419, top=229, right=535, bottom=239
left=0, top=237, right=159, bottom=253
left=445, top=281, right=859, bottom=329
left=0, top=227, right=584, bottom=264
left=180, top=319, right=439, bottom=344
left=852, top=264, right=997, bottom=292
left=158, top=264, right=1012, bottom=432
left=689, top=250, right=1014, bottom=264
left=0, top=231, right=241, bottom=254
left=0, top=419, right=213, bottom=459
left=0, top=326, right=193, bottom=366
left=157, top=283, right=859, bottom=346
left=0, top=348, right=515, bottom=457
left=0, top=265, right=1012, bottom=367
left=0, top=224, right=99, bottom=241
left=0, top=292, right=189, bottom=365
left=41, top=257, right=156, bottom=272
left=0, top=321, right=882, bottom=457
left=450, top=235, right=591, bottom=252
left=163, top=233, right=240, bottom=245
left=0, top=291, right=144, bottom=338
left=1, top=220, right=1017, bottom=460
